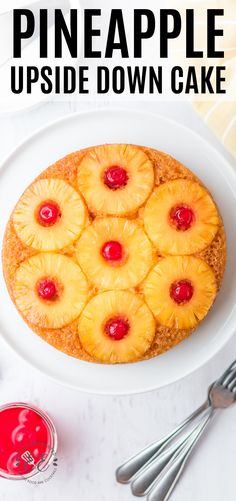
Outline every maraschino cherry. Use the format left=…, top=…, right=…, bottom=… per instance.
left=104, top=166, right=128, bottom=190
left=170, top=205, right=194, bottom=231
left=0, top=405, right=50, bottom=477
left=170, top=280, right=194, bottom=304
left=105, top=317, right=129, bottom=341
left=37, top=278, right=57, bottom=301
left=101, top=241, right=123, bottom=263
left=38, top=201, right=61, bottom=226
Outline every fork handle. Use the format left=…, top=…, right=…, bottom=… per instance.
left=147, top=410, right=214, bottom=501
left=131, top=416, right=206, bottom=497
left=116, top=400, right=209, bottom=483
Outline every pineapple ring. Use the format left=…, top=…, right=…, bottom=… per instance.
left=78, top=291, right=156, bottom=363
left=76, top=217, right=154, bottom=290
left=12, top=253, right=88, bottom=329
left=143, top=179, right=220, bottom=255
left=13, top=179, right=86, bottom=251
left=143, top=256, right=217, bottom=330
left=77, top=144, right=154, bottom=216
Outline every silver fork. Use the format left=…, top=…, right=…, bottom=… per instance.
left=116, top=360, right=236, bottom=500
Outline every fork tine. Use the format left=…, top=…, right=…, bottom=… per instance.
left=230, top=382, right=236, bottom=394
left=218, top=361, right=236, bottom=385
left=227, top=376, right=236, bottom=391
left=222, top=368, right=236, bottom=388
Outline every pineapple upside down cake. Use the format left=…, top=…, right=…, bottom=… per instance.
left=2, top=145, right=226, bottom=364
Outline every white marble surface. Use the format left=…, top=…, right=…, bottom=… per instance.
left=0, top=98, right=236, bottom=501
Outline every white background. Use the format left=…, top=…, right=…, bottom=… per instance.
left=1, top=0, right=236, bottom=499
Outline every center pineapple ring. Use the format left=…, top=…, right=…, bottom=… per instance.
left=101, top=240, right=124, bottom=264
left=37, top=201, right=61, bottom=227
left=4, top=144, right=225, bottom=364
left=105, top=316, right=130, bottom=341
left=76, top=217, right=153, bottom=290
left=104, top=166, right=128, bottom=190
left=170, top=205, right=194, bottom=231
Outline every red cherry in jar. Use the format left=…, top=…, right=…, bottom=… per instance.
left=0, top=404, right=56, bottom=478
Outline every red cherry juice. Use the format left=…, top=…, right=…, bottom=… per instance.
left=0, top=403, right=57, bottom=479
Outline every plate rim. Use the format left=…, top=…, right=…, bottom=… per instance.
left=0, top=107, right=235, bottom=395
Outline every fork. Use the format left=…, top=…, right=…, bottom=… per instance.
left=116, top=360, right=236, bottom=500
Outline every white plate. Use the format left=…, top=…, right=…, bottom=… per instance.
left=0, top=109, right=236, bottom=394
